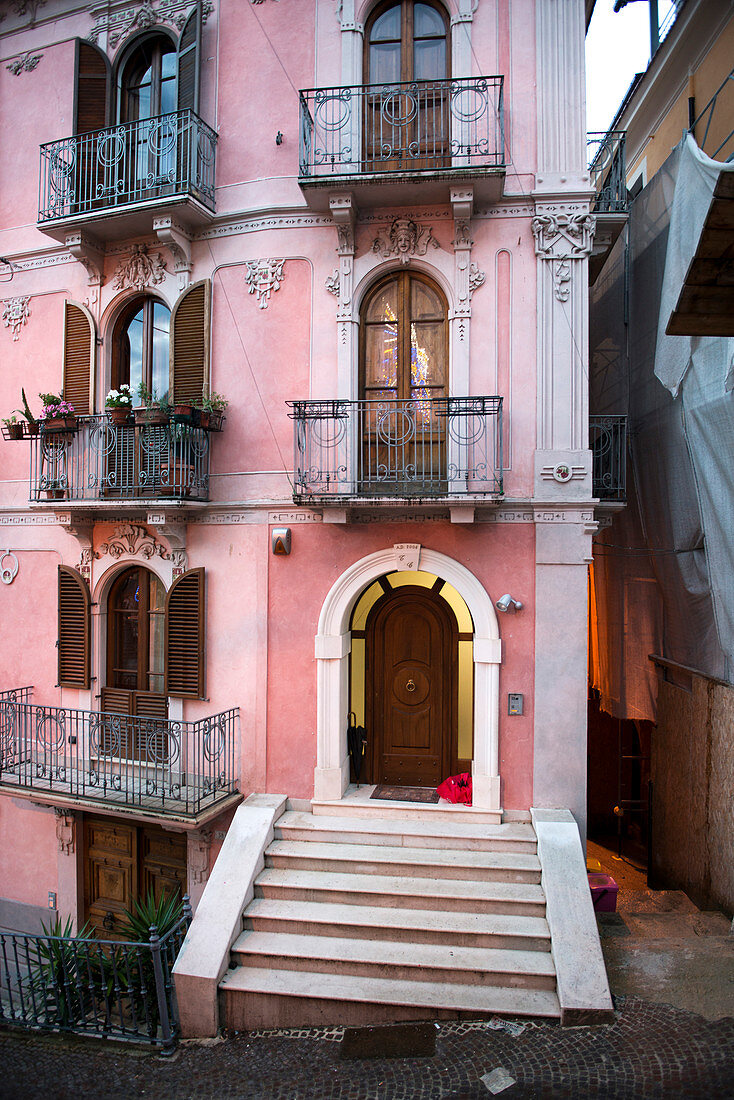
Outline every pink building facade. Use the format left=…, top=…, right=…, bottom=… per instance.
left=0, top=0, right=602, bottom=942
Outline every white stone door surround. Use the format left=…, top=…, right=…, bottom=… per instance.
left=313, top=546, right=502, bottom=810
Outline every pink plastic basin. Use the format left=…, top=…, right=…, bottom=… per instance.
left=588, top=872, right=619, bottom=912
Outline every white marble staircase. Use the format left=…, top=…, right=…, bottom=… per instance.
left=219, top=810, right=562, bottom=1028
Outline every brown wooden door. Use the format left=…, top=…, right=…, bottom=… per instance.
left=84, top=816, right=186, bottom=939
left=367, top=586, right=455, bottom=786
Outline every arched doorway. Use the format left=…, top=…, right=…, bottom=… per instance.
left=314, top=547, right=502, bottom=812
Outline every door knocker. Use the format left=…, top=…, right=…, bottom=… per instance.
left=405, top=679, right=416, bottom=692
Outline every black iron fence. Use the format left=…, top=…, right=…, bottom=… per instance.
left=38, top=110, right=216, bottom=223
left=288, top=397, right=503, bottom=500
left=587, top=131, right=627, bottom=213
left=29, top=416, right=211, bottom=502
left=0, top=692, right=239, bottom=819
left=590, top=414, right=627, bottom=500
left=299, top=76, right=504, bottom=177
left=0, top=901, right=191, bottom=1051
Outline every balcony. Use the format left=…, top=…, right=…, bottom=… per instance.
left=298, top=77, right=505, bottom=210
left=28, top=416, right=213, bottom=506
left=587, top=130, right=628, bottom=283
left=590, top=414, right=627, bottom=502
left=37, top=110, right=217, bottom=242
left=288, top=397, right=503, bottom=504
left=0, top=688, right=239, bottom=824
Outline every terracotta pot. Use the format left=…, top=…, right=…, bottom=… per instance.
left=5, top=423, right=24, bottom=440
left=45, top=487, right=66, bottom=500
left=41, top=416, right=77, bottom=433
left=173, top=403, right=195, bottom=425
left=134, top=407, right=169, bottom=427
left=197, top=409, right=211, bottom=431
left=107, top=407, right=132, bottom=427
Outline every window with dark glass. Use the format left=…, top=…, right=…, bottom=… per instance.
left=112, top=296, right=170, bottom=403
left=107, top=566, right=166, bottom=695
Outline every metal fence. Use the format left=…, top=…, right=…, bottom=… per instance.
left=0, top=901, right=191, bottom=1051
left=590, top=414, right=627, bottom=500
left=29, top=416, right=211, bottom=502
left=0, top=696, right=239, bottom=819
left=299, top=76, right=504, bottom=177
left=38, top=110, right=217, bottom=223
left=587, top=131, right=627, bottom=213
left=689, top=68, right=734, bottom=162
left=288, top=397, right=503, bottom=500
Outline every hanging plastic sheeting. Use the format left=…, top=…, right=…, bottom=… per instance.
left=589, top=137, right=732, bottom=722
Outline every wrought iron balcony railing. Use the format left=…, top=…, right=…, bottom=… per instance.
left=299, top=77, right=504, bottom=178
left=38, top=110, right=217, bottom=224
left=0, top=688, right=239, bottom=820
left=288, top=397, right=503, bottom=501
left=590, top=414, right=627, bottom=500
left=587, top=131, right=627, bottom=214
left=28, top=416, right=212, bottom=503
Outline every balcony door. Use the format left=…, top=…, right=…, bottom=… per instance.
left=119, top=35, right=178, bottom=200
left=101, top=566, right=168, bottom=759
left=360, top=270, right=448, bottom=493
left=364, top=0, right=449, bottom=171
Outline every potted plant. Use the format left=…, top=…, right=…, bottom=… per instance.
left=2, top=415, right=24, bottom=441
left=197, top=390, right=228, bottom=432
left=105, top=383, right=133, bottom=427
left=172, top=398, right=196, bottom=425
left=14, top=388, right=39, bottom=436
left=39, top=393, right=77, bottom=434
left=134, top=383, right=171, bottom=427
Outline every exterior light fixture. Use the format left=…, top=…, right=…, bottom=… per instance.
left=271, top=527, right=291, bottom=555
left=275, top=132, right=283, bottom=145
left=495, top=593, right=522, bottom=613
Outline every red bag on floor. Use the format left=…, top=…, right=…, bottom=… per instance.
left=437, top=773, right=472, bottom=804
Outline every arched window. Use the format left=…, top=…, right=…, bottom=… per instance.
left=360, top=270, right=448, bottom=491
left=364, top=1, right=449, bottom=170
left=112, top=296, right=171, bottom=404
left=119, top=36, right=177, bottom=123
left=107, top=566, right=166, bottom=697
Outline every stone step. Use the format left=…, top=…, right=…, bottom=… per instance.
left=265, top=839, right=541, bottom=883
left=244, top=898, right=552, bottom=951
left=220, top=966, right=561, bottom=1029
left=231, top=930, right=557, bottom=991
left=310, top=798, right=503, bottom=825
left=255, top=867, right=546, bottom=916
left=276, top=811, right=537, bottom=854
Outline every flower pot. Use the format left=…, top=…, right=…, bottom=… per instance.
left=173, top=403, right=195, bottom=425
left=45, top=487, right=66, bottom=500
left=4, top=423, right=24, bottom=440
left=134, top=407, right=169, bottom=428
left=209, top=411, right=224, bottom=432
left=41, top=415, right=77, bottom=434
left=107, top=407, right=132, bottom=427
left=197, top=409, right=211, bottom=431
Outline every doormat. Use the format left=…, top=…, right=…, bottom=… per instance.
left=370, top=785, right=440, bottom=804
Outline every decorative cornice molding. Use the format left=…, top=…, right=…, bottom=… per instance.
left=88, top=0, right=214, bottom=51
left=6, top=51, right=43, bottom=75
left=245, top=258, right=285, bottom=308
left=113, top=244, right=167, bottom=291
left=2, top=296, right=31, bottom=341
left=79, top=522, right=187, bottom=576
left=372, top=218, right=440, bottom=264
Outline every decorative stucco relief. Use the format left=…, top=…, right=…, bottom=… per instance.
left=468, top=263, right=486, bottom=293
left=6, top=52, right=43, bottom=75
left=0, top=1, right=46, bottom=23
left=55, top=810, right=75, bottom=855
left=79, top=523, right=187, bottom=579
left=2, top=296, right=31, bottom=341
left=0, top=551, right=19, bottom=585
left=88, top=0, right=214, bottom=49
left=372, top=218, right=439, bottom=265
left=532, top=212, right=595, bottom=303
left=113, top=244, right=167, bottom=291
left=325, top=270, right=340, bottom=297
left=245, top=259, right=285, bottom=308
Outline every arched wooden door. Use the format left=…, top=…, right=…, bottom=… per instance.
left=366, top=585, right=456, bottom=786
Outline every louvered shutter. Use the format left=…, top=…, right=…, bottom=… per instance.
left=170, top=280, right=210, bottom=405
left=74, top=40, right=110, bottom=134
left=165, top=568, right=205, bottom=697
left=58, top=566, right=91, bottom=689
left=177, top=5, right=201, bottom=114
left=63, top=302, right=94, bottom=416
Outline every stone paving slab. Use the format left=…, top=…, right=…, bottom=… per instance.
left=0, top=996, right=732, bottom=1099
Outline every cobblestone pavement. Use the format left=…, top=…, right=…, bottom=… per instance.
left=1, top=996, right=733, bottom=1099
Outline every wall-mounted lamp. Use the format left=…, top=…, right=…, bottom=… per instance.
left=495, top=593, right=523, bottom=613
left=271, top=527, right=291, bottom=555
left=275, top=131, right=283, bottom=145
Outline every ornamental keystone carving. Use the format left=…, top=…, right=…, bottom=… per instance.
left=372, top=218, right=439, bottom=265
left=2, top=296, right=31, bottom=341
left=88, top=0, right=214, bottom=49
left=80, top=523, right=188, bottom=575
left=325, top=270, right=340, bottom=297
left=6, top=51, right=43, bottom=75
left=55, top=810, right=75, bottom=855
left=113, top=244, right=167, bottom=291
left=245, top=259, right=285, bottom=308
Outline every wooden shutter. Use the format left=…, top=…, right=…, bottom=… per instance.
left=170, top=280, right=210, bottom=405
left=74, top=40, right=110, bottom=134
left=177, top=4, right=201, bottom=114
left=165, top=568, right=205, bottom=698
left=58, top=566, right=91, bottom=689
left=63, top=301, right=94, bottom=416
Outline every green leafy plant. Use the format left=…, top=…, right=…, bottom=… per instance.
left=118, top=889, right=184, bottom=943
left=2, top=415, right=18, bottom=427
left=199, top=390, right=228, bottom=413
left=14, top=387, right=38, bottom=432
left=31, top=915, right=96, bottom=1027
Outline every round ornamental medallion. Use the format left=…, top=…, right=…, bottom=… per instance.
left=552, top=463, right=572, bottom=483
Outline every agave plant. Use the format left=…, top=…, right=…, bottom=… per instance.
left=117, top=890, right=185, bottom=1038
left=30, top=915, right=96, bottom=1027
